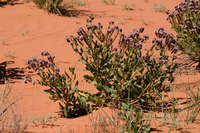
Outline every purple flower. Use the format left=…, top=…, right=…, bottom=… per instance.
left=114, top=26, right=119, bottom=30
left=108, top=59, right=112, bottom=65
left=41, top=51, right=49, bottom=56
left=88, top=14, right=94, bottom=20
left=172, top=54, right=177, bottom=60
left=107, top=28, right=112, bottom=33
left=139, top=27, right=144, bottom=33
left=152, top=38, right=156, bottom=43
left=163, top=67, right=169, bottom=72
left=159, top=59, right=168, bottom=64
left=55, top=66, right=60, bottom=73
left=109, top=21, right=114, bottom=25
left=135, top=42, right=142, bottom=47
left=143, top=35, right=149, bottom=40
left=65, top=35, right=70, bottom=43
left=78, top=35, right=84, bottom=41
left=24, top=75, right=33, bottom=84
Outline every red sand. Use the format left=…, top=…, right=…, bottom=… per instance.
left=0, top=0, right=200, bottom=132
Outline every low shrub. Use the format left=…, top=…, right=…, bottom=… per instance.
left=0, top=83, right=28, bottom=133
left=25, top=14, right=178, bottom=132
left=24, top=53, right=91, bottom=118
left=33, top=0, right=70, bottom=16
left=25, top=14, right=178, bottom=115
left=102, top=0, right=116, bottom=5
left=167, top=0, right=200, bottom=69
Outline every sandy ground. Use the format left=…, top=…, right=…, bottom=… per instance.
left=0, top=0, right=200, bottom=132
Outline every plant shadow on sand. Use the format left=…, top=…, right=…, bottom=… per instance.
left=0, top=61, right=25, bottom=84
left=0, top=0, right=23, bottom=7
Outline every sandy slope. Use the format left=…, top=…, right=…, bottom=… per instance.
left=0, top=0, right=200, bottom=132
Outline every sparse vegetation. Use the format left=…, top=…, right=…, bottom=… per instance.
left=31, top=115, right=58, bottom=128
left=121, top=3, right=134, bottom=10
left=89, top=108, right=120, bottom=133
left=101, top=0, right=116, bottom=5
left=66, top=0, right=86, bottom=7
left=153, top=3, right=168, bottom=13
left=4, top=51, right=16, bottom=59
left=25, top=14, right=181, bottom=132
left=32, top=0, right=73, bottom=16
left=0, top=83, right=28, bottom=133
left=1, top=40, right=8, bottom=46
left=1, top=0, right=200, bottom=133
left=167, top=0, right=200, bottom=70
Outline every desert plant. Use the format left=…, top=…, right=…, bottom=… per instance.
left=66, top=16, right=177, bottom=109
left=167, top=0, right=200, bottom=69
left=184, top=87, right=200, bottom=123
left=1, top=40, right=8, bottom=46
left=24, top=53, right=92, bottom=118
left=89, top=108, right=120, bottom=133
left=0, top=83, right=28, bottom=133
left=25, top=15, right=178, bottom=124
left=66, top=0, right=86, bottom=7
left=121, top=4, right=134, bottom=10
left=118, top=103, right=152, bottom=133
left=31, top=115, right=58, bottom=128
left=33, top=0, right=70, bottom=16
left=153, top=3, right=167, bottom=13
left=102, top=0, right=116, bottom=5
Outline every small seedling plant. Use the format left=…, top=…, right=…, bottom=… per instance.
left=31, top=115, right=58, bottom=128
left=25, top=14, right=178, bottom=132
left=153, top=3, right=167, bottom=13
left=121, top=4, right=134, bottom=11
left=167, top=0, right=200, bottom=69
left=102, top=0, right=116, bottom=5
left=33, top=0, right=72, bottom=16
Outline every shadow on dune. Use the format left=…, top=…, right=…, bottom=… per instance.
left=0, top=0, right=23, bottom=7
left=0, top=61, right=25, bottom=84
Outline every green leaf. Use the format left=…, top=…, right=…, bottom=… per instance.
left=69, top=67, right=75, bottom=75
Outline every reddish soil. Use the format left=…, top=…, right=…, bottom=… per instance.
left=0, top=0, right=200, bottom=132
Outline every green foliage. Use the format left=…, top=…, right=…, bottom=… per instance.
left=89, top=108, right=120, bottom=133
left=0, top=83, right=28, bottom=133
left=185, top=87, right=200, bottom=123
left=121, top=4, right=134, bottom=10
left=40, top=67, right=91, bottom=117
left=153, top=3, right=167, bottom=13
left=66, top=17, right=177, bottom=111
left=101, top=0, right=116, bottom=5
left=31, top=115, right=58, bottom=128
left=32, top=0, right=69, bottom=16
left=167, top=0, right=200, bottom=69
left=66, top=0, right=86, bottom=7
left=25, top=15, right=177, bottom=132
left=118, top=103, right=151, bottom=133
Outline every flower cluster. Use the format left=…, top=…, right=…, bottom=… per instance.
left=24, top=75, right=34, bottom=84
left=119, top=27, right=149, bottom=49
left=153, top=28, right=178, bottom=53
left=166, top=0, right=200, bottom=68
left=26, top=51, right=55, bottom=72
left=167, top=0, right=200, bottom=24
left=152, top=28, right=178, bottom=61
left=166, top=0, right=200, bottom=34
left=24, top=51, right=58, bottom=83
left=66, top=16, right=123, bottom=49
